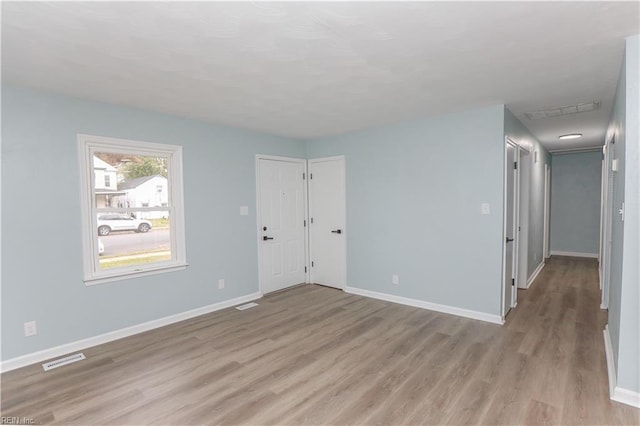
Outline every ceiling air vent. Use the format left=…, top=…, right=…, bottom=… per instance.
left=524, top=101, right=601, bottom=120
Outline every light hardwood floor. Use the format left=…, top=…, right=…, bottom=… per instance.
left=2, top=256, right=639, bottom=425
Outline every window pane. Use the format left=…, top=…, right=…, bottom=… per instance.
left=93, top=152, right=169, bottom=209
left=98, top=211, right=171, bottom=270
left=81, top=136, right=185, bottom=284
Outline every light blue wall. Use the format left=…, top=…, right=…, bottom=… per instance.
left=606, top=34, right=639, bottom=394
left=503, top=108, right=551, bottom=278
left=549, top=152, right=602, bottom=255
left=1, top=85, right=305, bottom=362
left=305, top=105, right=506, bottom=316
left=616, top=34, right=639, bottom=394
left=606, top=40, right=626, bottom=381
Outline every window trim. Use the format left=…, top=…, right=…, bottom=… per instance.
left=78, top=134, right=187, bottom=285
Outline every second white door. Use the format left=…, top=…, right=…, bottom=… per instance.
left=257, top=157, right=307, bottom=294
left=309, top=156, right=346, bottom=289
left=503, top=141, right=518, bottom=318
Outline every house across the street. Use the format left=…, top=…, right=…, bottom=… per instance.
left=93, top=156, right=125, bottom=208
left=114, top=175, right=169, bottom=219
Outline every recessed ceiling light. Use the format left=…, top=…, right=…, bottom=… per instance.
left=559, top=133, right=582, bottom=140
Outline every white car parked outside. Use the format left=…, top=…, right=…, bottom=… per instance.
left=97, top=214, right=152, bottom=236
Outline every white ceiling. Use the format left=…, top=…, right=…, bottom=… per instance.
left=2, top=2, right=639, bottom=151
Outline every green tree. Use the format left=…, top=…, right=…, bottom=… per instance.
left=124, top=157, right=167, bottom=179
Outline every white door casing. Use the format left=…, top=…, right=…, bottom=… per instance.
left=256, top=156, right=307, bottom=294
left=599, top=143, right=608, bottom=295
left=599, top=144, right=606, bottom=272
left=543, top=164, right=551, bottom=259
left=601, top=138, right=616, bottom=309
left=308, top=156, right=346, bottom=289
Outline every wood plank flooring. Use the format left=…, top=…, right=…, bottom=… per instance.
left=2, top=256, right=639, bottom=425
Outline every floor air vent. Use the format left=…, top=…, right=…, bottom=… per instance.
left=235, top=302, right=259, bottom=311
left=42, top=353, right=86, bottom=371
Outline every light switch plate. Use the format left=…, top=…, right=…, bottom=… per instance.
left=24, top=321, right=37, bottom=337
left=240, top=206, right=249, bottom=216
left=481, top=203, right=490, bottom=215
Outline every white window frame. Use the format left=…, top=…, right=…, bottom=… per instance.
left=78, top=134, right=187, bottom=285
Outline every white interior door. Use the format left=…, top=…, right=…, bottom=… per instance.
left=517, top=150, right=530, bottom=289
left=257, top=157, right=307, bottom=294
left=308, top=156, right=346, bottom=289
left=503, top=141, right=518, bottom=317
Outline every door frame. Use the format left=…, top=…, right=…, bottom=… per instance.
left=502, top=138, right=521, bottom=319
left=599, top=143, right=608, bottom=294
left=543, top=163, right=551, bottom=259
left=255, top=155, right=310, bottom=295
left=307, top=155, right=347, bottom=290
left=599, top=136, right=615, bottom=309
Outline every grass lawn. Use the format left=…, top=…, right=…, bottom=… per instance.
left=100, top=253, right=171, bottom=269
left=150, top=218, right=170, bottom=228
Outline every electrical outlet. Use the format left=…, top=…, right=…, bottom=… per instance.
left=218, top=279, right=225, bottom=289
left=24, top=321, right=37, bottom=337
left=392, top=275, right=399, bottom=285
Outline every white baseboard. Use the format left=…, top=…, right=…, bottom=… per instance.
left=526, top=261, right=545, bottom=288
left=550, top=250, right=598, bottom=259
left=603, top=325, right=640, bottom=408
left=604, top=326, right=618, bottom=397
left=613, top=387, right=640, bottom=408
left=344, top=286, right=504, bottom=325
left=1, top=292, right=263, bottom=373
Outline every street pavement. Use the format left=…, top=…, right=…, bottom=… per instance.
left=100, top=228, right=170, bottom=257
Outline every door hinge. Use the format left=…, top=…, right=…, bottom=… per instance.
left=514, top=161, right=518, bottom=170
left=512, top=278, right=515, bottom=286
left=304, top=219, right=306, bottom=227
left=303, top=172, right=306, bottom=180
left=310, top=173, right=313, bottom=179
left=305, top=266, right=307, bottom=273
left=310, top=217, right=314, bottom=224
left=312, top=261, right=314, bottom=267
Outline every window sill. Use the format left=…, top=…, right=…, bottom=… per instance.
left=84, top=263, right=188, bottom=286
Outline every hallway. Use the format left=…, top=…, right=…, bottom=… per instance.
left=502, top=256, right=638, bottom=424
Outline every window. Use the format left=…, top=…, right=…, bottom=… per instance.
left=104, top=174, right=111, bottom=188
left=78, top=134, right=186, bottom=285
